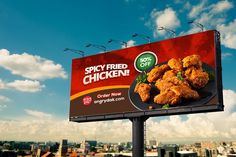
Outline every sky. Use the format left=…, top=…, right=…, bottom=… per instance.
left=0, top=0, right=236, bottom=143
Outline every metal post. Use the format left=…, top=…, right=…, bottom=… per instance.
left=131, top=117, right=148, bottom=157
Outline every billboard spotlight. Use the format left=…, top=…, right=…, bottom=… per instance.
left=108, top=39, right=128, bottom=48
left=64, top=48, right=85, bottom=57
left=85, top=43, right=106, bottom=53
left=188, top=21, right=204, bottom=32
left=158, top=27, right=176, bottom=37
left=132, top=33, right=151, bottom=43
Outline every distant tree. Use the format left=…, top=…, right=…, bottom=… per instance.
left=1, top=151, right=17, bottom=157
left=50, top=142, right=60, bottom=153
left=17, top=150, right=26, bottom=156
left=90, top=146, right=97, bottom=153
left=75, top=143, right=80, bottom=148
left=118, top=146, right=124, bottom=152
left=126, top=142, right=131, bottom=149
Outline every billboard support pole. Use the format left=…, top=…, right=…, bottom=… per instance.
left=131, top=116, right=149, bottom=157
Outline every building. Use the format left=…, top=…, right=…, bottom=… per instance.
left=80, top=140, right=91, bottom=154
left=158, top=144, right=179, bottom=157
left=231, top=141, right=236, bottom=149
left=149, top=140, right=157, bottom=147
left=194, top=143, right=201, bottom=149
left=0, top=150, right=17, bottom=157
left=58, top=139, right=68, bottom=157
left=86, top=141, right=97, bottom=148
left=36, top=148, right=41, bottom=157
left=201, top=141, right=217, bottom=149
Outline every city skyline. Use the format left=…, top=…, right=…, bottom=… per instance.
left=1, top=139, right=236, bottom=157
left=0, top=0, right=236, bottom=143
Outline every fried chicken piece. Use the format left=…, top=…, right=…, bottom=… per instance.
left=184, top=67, right=209, bottom=89
left=155, top=76, right=190, bottom=92
left=182, top=54, right=202, bottom=68
left=154, top=87, right=181, bottom=105
left=134, top=83, right=151, bottom=102
left=155, top=78, right=174, bottom=92
left=168, top=76, right=190, bottom=87
left=154, top=84, right=199, bottom=105
left=147, top=64, right=170, bottom=82
left=168, top=58, right=183, bottom=71
left=162, top=70, right=177, bottom=80
left=171, top=85, right=199, bottom=99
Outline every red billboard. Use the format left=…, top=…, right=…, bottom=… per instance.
left=70, top=30, right=223, bottom=122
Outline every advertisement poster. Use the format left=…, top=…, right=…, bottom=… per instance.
left=70, top=30, right=223, bottom=122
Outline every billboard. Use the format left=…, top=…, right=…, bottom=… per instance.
left=70, top=30, right=223, bottom=122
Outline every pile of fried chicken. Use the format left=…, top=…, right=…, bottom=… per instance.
left=134, top=54, right=209, bottom=106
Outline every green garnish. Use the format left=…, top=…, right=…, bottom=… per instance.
left=177, top=71, right=184, bottom=81
left=162, top=104, right=170, bottom=109
left=206, top=70, right=215, bottom=81
left=136, top=72, right=148, bottom=83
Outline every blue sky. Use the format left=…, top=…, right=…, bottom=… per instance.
left=0, top=0, right=236, bottom=142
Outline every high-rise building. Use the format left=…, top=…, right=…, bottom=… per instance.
left=80, top=140, right=91, bottom=154
left=58, top=139, right=68, bottom=157
left=36, top=148, right=41, bottom=157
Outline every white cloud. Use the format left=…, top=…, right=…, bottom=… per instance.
left=0, top=80, right=6, bottom=89
left=0, top=95, right=10, bottom=111
left=147, top=89, right=236, bottom=142
left=7, top=80, right=45, bottom=93
left=0, top=105, right=7, bottom=111
left=0, top=89, right=235, bottom=142
left=148, top=7, right=180, bottom=37
left=0, top=114, right=131, bottom=142
left=0, top=95, right=10, bottom=102
left=210, top=0, right=233, bottom=14
left=189, top=0, right=232, bottom=19
left=0, top=79, right=45, bottom=93
left=155, top=8, right=180, bottom=29
left=184, top=0, right=236, bottom=50
left=217, top=19, right=236, bottom=49
left=222, top=52, right=233, bottom=59
left=188, top=0, right=207, bottom=18
left=122, top=40, right=136, bottom=48
left=25, top=109, right=52, bottom=119
left=0, top=49, right=67, bottom=80
left=174, top=0, right=182, bottom=4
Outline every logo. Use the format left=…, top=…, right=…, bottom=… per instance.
left=82, top=96, right=92, bottom=106
left=134, top=51, right=158, bottom=72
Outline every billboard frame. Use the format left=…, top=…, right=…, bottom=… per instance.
left=69, top=30, right=224, bottom=123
